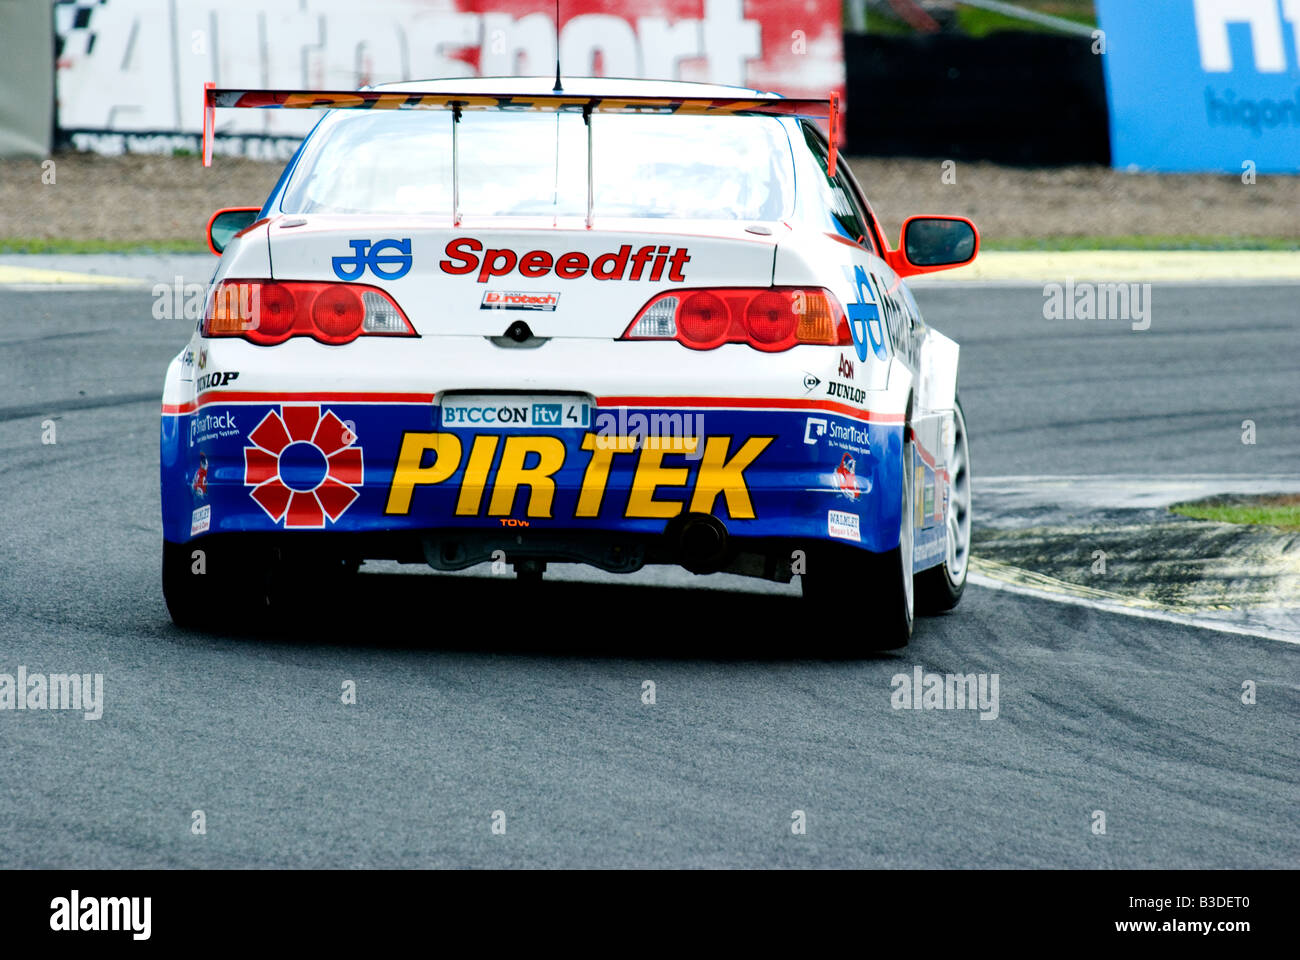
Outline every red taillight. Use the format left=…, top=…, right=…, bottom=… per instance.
left=678, top=292, right=729, bottom=347
left=311, top=286, right=364, bottom=340
left=256, top=283, right=296, bottom=337
left=745, top=291, right=797, bottom=345
left=202, top=280, right=415, bottom=345
left=623, top=287, right=849, bottom=352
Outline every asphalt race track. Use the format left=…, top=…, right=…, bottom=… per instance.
left=0, top=284, right=1296, bottom=868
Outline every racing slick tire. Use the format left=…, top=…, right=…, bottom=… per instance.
left=162, top=538, right=274, bottom=629
left=915, top=398, right=971, bottom=615
left=802, top=421, right=915, bottom=652
left=262, top=551, right=361, bottom=625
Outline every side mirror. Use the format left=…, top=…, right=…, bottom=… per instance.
left=887, top=216, right=979, bottom=277
left=206, top=207, right=263, bottom=255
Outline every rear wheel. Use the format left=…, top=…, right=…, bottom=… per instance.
left=802, top=422, right=914, bottom=652
left=916, top=398, right=971, bottom=614
left=162, top=538, right=276, bottom=630
left=874, top=424, right=915, bottom=647
left=260, top=550, right=362, bottom=627
left=162, top=540, right=204, bottom=628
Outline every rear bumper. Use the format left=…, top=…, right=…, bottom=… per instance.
left=161, top=398, right=905, bottom=559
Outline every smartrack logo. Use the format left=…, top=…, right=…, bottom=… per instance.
left=828, top=421, right=869, bottom=450
left=189, top=410, right=238, bottom=448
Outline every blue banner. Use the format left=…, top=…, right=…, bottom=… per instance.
left=1096, top=0, right=1300, bottom=173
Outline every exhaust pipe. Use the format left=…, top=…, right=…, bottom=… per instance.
left=674, top=513, right=729, bottom=574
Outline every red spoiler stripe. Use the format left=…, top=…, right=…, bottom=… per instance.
left=600, top=396, right=904, bottom=423
left=201, top=86, right=832, bottom=167
left=162, top=391, right=436, bottom=414
left=207, top=88, right=830, bottom=116
left=163, top=393, right=902, bottom=424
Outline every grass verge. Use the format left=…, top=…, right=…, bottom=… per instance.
left=0, top=237, right=207, bottom=255
left=860, top=1, right=1096, bottom=36
left=982, top=235, right=1300, bottom=252
left=1172, top=496, right=1300, bottom=531
left=956, top=6, right=1095, bottom=38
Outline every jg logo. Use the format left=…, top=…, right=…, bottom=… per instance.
left=332, top=238, right=413, bottom=281
left=845, top=265, right=889, bottom=363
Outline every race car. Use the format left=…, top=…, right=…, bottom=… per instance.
left=161, top=76, right=975, bottom=649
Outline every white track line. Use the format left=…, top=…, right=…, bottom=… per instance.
left=970, top=475, right=1300, bottom=644
left=969, top=571, right=1300, bottom=645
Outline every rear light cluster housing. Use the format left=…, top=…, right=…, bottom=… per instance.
left=202, top=279, right=416, bottom=345
left=622, top=287, right=850, bottom=352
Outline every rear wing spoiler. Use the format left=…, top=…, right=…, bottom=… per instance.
left=202, top=83, right=840, bottom=222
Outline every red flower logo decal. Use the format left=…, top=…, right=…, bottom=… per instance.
left=244, top=406, right=363, bottom=528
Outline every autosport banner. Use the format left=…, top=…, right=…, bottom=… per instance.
left=54, top=0, right=844, bottom=158
left=1095, top=0, right=1300, bottom=173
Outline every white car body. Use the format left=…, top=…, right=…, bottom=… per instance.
left=161, top=76, right=975, bottom=645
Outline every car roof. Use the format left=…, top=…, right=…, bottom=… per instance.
left=370, top=76, right=784, bottom=100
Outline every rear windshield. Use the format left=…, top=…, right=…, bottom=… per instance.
left=278, top=110, right=795, bottom=221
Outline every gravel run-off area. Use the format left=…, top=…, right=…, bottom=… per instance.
left=1, top=152, right=1297, bottom=246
